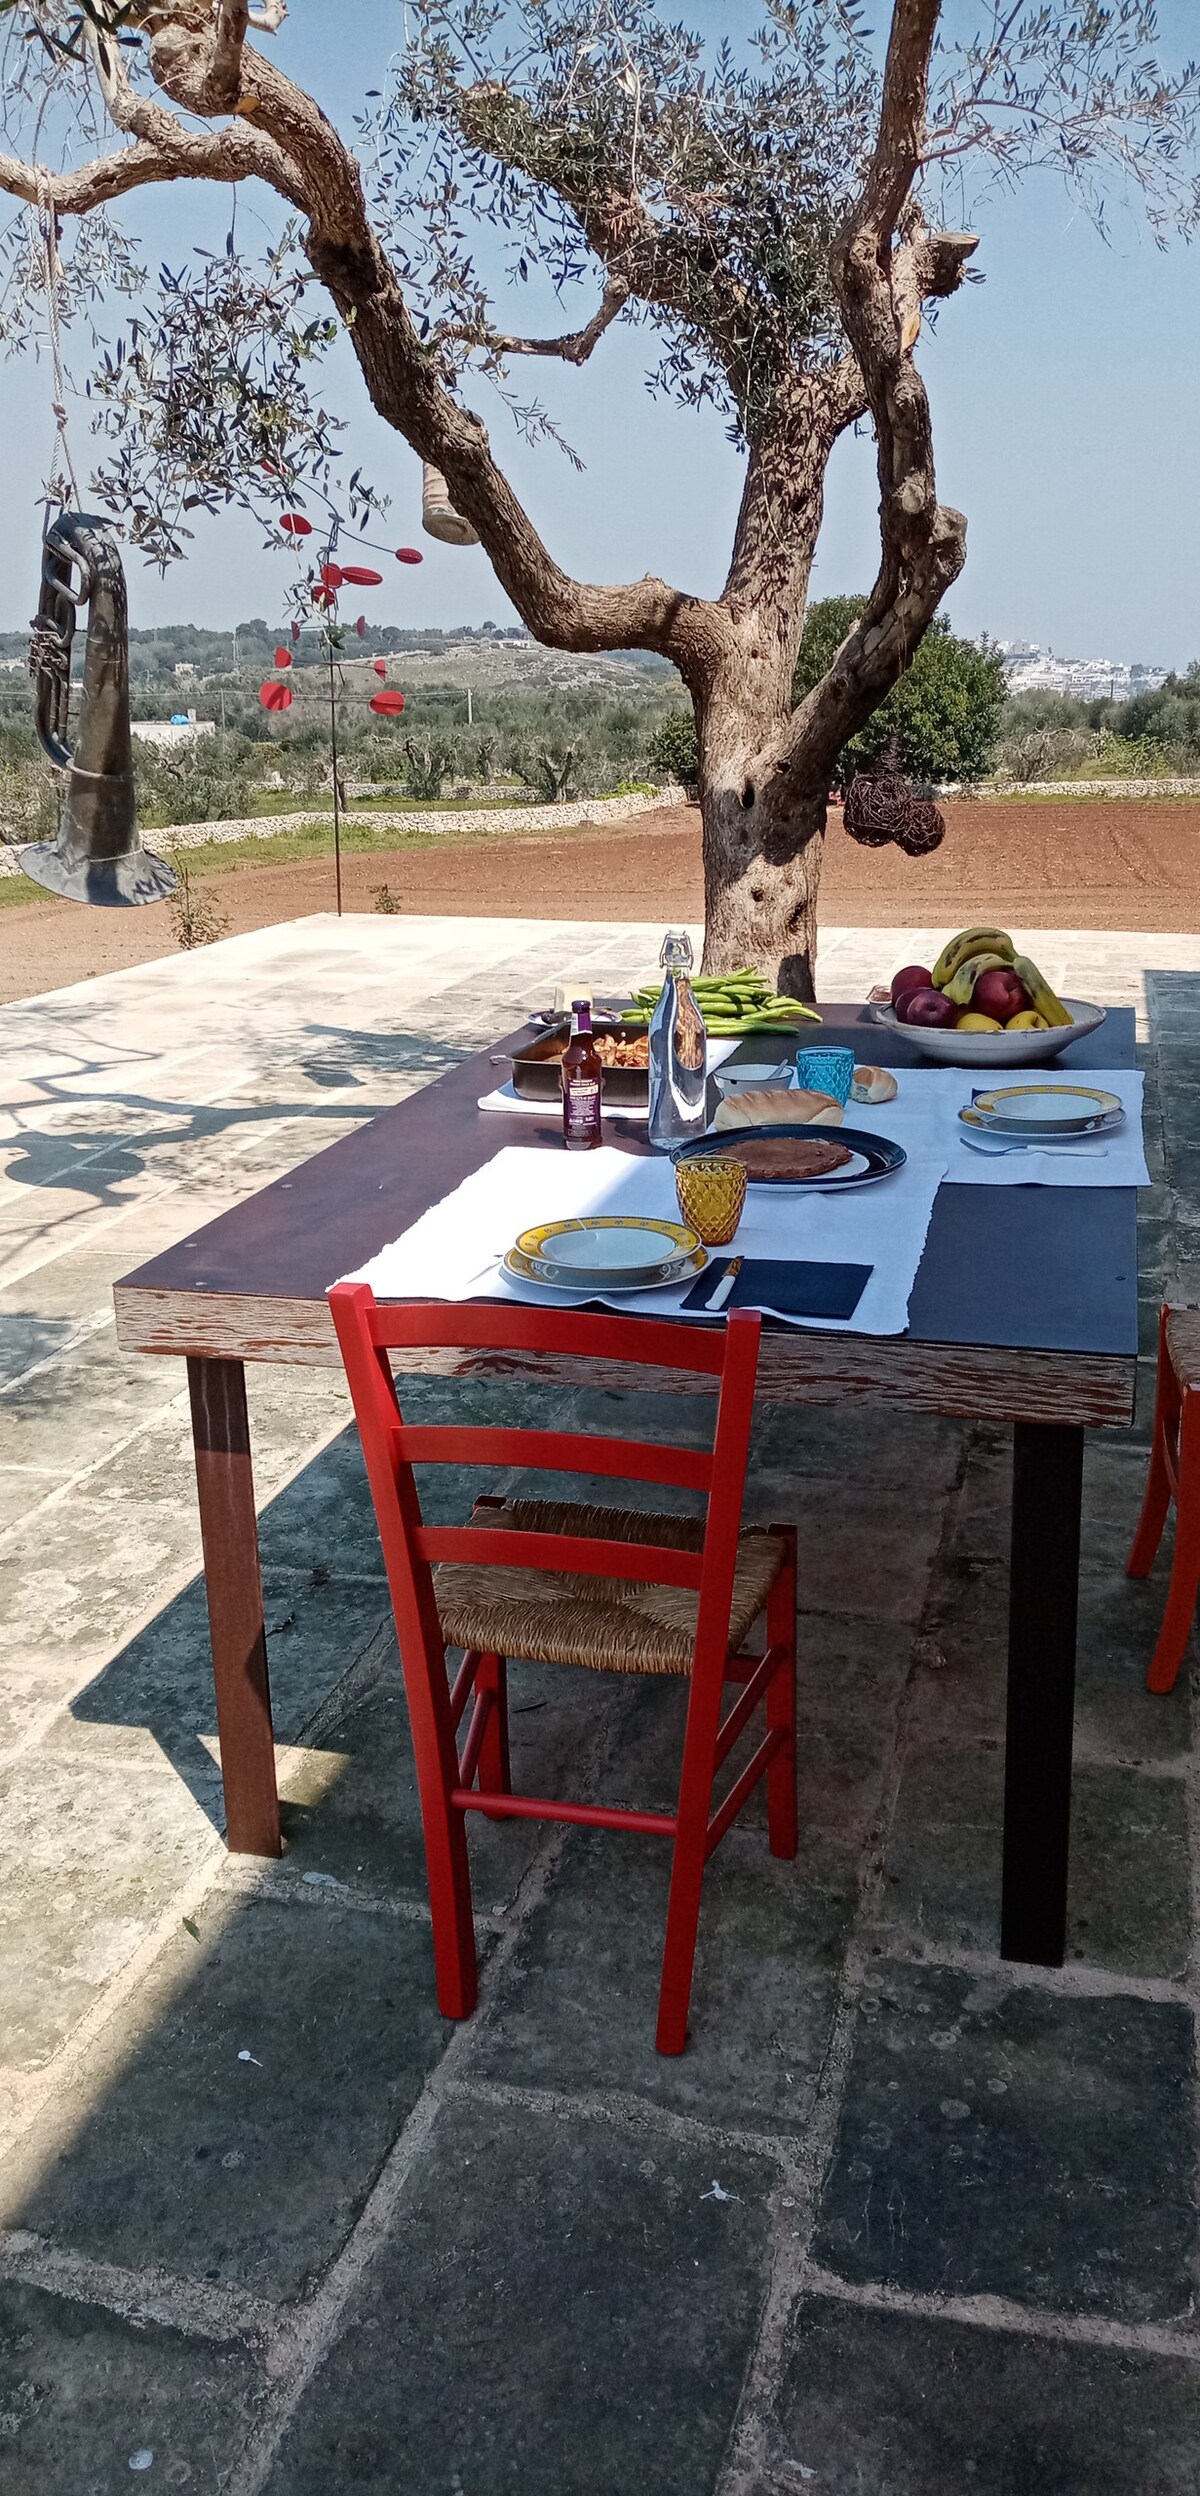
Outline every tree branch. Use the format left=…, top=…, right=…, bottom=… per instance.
left=438, top=278, right=630, bottom=369
left=118, top=6, right=720, bottom=665
left=766, top=0, right=974, bottom=803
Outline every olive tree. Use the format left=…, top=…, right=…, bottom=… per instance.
left=0, top=2, right=1195, bottom=991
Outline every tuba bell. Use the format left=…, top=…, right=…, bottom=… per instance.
left=21, top=511, right=177, bottom=906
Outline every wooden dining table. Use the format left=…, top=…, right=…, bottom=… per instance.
left=112, top=1001, right=1139, bottom=1969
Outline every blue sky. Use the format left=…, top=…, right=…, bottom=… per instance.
left=0, top=0, right=1196, bottom=665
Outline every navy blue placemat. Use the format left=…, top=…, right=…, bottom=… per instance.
left=682, top=1257, right=872, bottom=1321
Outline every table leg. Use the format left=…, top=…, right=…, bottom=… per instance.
left=1001, top=1420, right=1084, bottom=1966
left=187, top=1355, right=281, bottom=1858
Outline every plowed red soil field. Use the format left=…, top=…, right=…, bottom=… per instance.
left=2, top=797, right=1198, bottom=1004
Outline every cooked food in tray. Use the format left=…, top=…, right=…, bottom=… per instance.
left=551, top=1032, right=650, bottom=1069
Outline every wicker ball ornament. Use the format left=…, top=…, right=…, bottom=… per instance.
left=843, top=738, right=946, bottom=858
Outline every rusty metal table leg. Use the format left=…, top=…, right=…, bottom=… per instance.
left=187, top=1355, right=281, bottom=1857
left=1001, top=1419, right=1084, bottom=1966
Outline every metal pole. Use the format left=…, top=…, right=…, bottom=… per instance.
left=328, top=640, right=343, bottom=916
left=467, top=686, right=473, bottom=728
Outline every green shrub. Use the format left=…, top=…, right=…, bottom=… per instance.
left=648, top=709, right=698, bottom=782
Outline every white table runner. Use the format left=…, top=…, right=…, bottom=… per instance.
left=336, top=1143, right=948, bottom=1336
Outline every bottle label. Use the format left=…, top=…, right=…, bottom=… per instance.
left=564, top=1078, right=600, bottom=1138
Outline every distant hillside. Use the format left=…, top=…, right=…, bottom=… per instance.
left=0, top=616, right=681, bottom=697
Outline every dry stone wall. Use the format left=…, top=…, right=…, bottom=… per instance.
left=0, top=786, right=689, bottom=876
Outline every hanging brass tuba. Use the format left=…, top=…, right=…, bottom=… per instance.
left=21, top=512, right=177, bottom=906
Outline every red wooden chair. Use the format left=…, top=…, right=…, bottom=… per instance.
left=1127, top=1304, right=1200, bottom=1692
left=328, top=1284, right=797, bottom=2055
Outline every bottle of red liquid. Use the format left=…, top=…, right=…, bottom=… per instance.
left=561, top=1000, right=602, bottom=1150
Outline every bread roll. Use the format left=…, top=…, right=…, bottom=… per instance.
left=850, top=1065, right=898, bottom=1105
left=712, top=1087, right=842, bottom=1131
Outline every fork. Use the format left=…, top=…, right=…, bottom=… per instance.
left=958, top=1133, right=1109, bottom=1160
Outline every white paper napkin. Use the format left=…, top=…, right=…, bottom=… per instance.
left=336, top=1142, right=947, bottom=1336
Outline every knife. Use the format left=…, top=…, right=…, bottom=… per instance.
left=707, top=1256, right=744, bottom=1313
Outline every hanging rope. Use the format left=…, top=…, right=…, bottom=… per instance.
left=35, top=170, right=82, bottom=522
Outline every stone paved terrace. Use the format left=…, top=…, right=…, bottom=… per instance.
left=1, top=913, right=1200, bottom=2494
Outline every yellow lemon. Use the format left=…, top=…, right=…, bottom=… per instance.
left=956, top=1012, right=1004, bottom=1033
left=1005, top=1010, right=1049, bottom=1031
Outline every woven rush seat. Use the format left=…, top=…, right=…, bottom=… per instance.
left=1166, top=1307, right=1200, bottom=1391
left=434, top=1496, right=787, bottom=1676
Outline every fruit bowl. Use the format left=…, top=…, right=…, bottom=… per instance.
left=866, top=997, right=1107, bottom=1067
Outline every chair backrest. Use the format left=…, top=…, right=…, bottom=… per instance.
left=328, top=1286, right=763, bottom=1681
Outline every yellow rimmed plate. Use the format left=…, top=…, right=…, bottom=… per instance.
left=514, top=1214, right=701, bottom=1282
left=970, top=1083, right=1123, bottom=1135
left=503, top=1240, right=708, bottom=1296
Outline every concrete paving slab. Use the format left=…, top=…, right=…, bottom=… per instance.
left=260, top=2097, right=775, bottom=2496
left=0, top=2279, right=263, bottom=2494
left=874, top=1746, right=1191, bottom=1975
left=473, top=1826, right=857, bottom=2136
left=1, top=1899, right=462, bottom=2303
left=771, top=2294, right=1200, bottom=2495
left=815, top=1962, right=1195, bottom=2319
left=66, top=1567, right=390, bottom=1779
left=0, top=1753, right=220, bottom=2067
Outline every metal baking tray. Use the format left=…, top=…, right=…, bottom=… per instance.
left=509, top=1017, right=650, bottom=1107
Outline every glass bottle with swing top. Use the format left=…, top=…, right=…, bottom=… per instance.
left=647, top=930, right=707, bottom=1151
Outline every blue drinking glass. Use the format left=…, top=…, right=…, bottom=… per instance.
left=794, top=1044, right=855, bottom=1105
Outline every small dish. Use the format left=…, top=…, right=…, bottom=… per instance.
left=503, top=1242, right=707, bottom=1295
left=969, top=1083, right=1122, bottom=1133
left=514, top=1215, right=700, bottom=1281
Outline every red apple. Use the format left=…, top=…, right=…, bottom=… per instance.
left=891, top=963, right=933, bottom=1009
left=972, top=967, right=1030, bottom=1024
left=900, top=985, right=958, bottom=1029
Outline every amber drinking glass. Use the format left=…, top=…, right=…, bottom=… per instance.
left=674, top=1156, right=747, bottom=1245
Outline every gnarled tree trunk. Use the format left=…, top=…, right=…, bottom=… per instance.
left=695, top=656, right=829, bottom=1002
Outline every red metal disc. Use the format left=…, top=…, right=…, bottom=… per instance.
left=340, top=565, right=383, bottom=586
left=273, top=646, right=293, bottom=668
left=291, top=621, right=301, bottom=643
left=260, top=681, right=294, bottom=711
left=355, top=616, right=367, bottom=637
left=395, top=547, right=423, bottom=564
left=370, top=689, right=406, bottom=715
left=321, top=562, right=344, bottom=590
left=280, top=513, right=311, bottom=536
left=373, top=658, right=388, bottom=678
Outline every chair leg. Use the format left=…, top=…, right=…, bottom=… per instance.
left=475, top=1651, right=511, bottom=1814
left=765, top=1538, right=798, bottom=1860
left=657, top=1648, right=730, bottom=2057
left=405, top=1680, right=479, bottom=2021
left=1147, top=1393, right=1200, bottom=1695
left=1128, top=1311, right=1180, bottom=1579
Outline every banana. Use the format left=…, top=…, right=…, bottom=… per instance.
left=1011, top=955, right=1073, bottom=1028
left=945, top=950, right=1011, bottom=1009
left=931, top=926, right=1015, bottom=989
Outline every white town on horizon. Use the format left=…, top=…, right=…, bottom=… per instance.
left=997, top=642, right=1172, bottom=700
